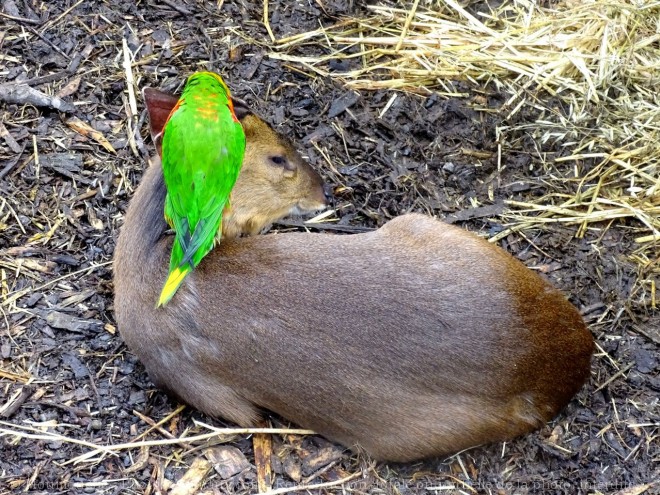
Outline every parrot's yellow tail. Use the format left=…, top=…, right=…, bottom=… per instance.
left=157, top=265, right=191, bottom=307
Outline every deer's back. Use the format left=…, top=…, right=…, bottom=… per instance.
left=115, top=213, right=592, bottom=461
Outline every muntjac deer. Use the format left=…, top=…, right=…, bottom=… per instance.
left=114, top=88, right=593, bottom=462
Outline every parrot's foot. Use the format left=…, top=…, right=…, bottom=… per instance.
left=164, top=229, right=175, bottom=235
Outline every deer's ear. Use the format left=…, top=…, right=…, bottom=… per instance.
left=143, top=87, right=179, bottom=156
left=232, top=96, right=251, bottom=121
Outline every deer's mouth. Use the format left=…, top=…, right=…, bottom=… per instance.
left=290, top=200, right=327, bottom=217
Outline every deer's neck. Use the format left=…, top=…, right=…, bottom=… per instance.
left=118, top=158, right=169, bottom=263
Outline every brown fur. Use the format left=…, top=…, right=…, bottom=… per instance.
left=222, top=115, right=328, bottom=237
left=140, top=87, right=328, bottom=238
left=114, top=92, right=593, bottom=462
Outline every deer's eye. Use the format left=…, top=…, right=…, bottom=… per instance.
left=270, top=155, right=296, bottom=173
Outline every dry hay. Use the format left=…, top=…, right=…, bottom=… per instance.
left=268, top=0, right=660, bottom=311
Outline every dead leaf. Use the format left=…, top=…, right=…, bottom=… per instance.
left=547, top=424, right=563, bottom=444
left=57, top=77, right=81, bottom=98
left=301, top=446, right=344, bottom=476
left=228, top=45, right=243, bottom=62
left=204, top=446, right=249, bottom=479
left=283, top=455, right=302, bottom=482
left=87, top=206, right=104, bottom=230
left=168, top=456, right=212, bottom=495
left=66, top=117, right=116, bottom=153
left=123, top=446, right=150, bottom=474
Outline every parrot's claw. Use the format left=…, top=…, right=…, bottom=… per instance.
left=164, top=229, right=175, bottom=235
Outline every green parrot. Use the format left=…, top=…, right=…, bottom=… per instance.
left=157, top=71, right=246, bottom=307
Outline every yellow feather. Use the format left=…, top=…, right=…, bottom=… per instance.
left=164, top=213, right=174, bottom=229
left=157, top=265, right=191, bottom=307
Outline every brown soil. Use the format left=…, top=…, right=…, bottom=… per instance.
left=0, top=1, right=658, bottom=494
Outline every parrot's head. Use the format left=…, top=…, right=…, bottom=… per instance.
left=143, top=86, right=332, bottom=238
left=187, top=72, right=240, bottom=123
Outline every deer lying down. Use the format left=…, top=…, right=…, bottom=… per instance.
left=114, top=90, right=593, bottom=462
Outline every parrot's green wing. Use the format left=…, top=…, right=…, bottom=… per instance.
left=157, top=72, right=246, bottom=306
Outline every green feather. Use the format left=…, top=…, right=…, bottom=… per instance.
left=157, top=71, right=246, bottom=306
